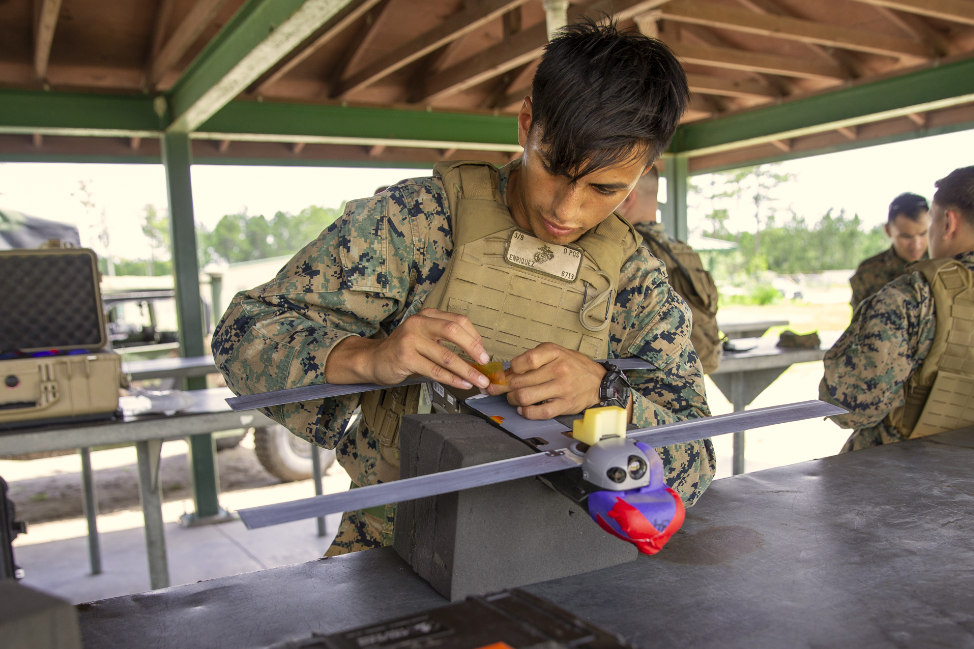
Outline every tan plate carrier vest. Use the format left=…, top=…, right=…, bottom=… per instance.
left=885, top=258, right=974, bottom=439
left=360, top=160, right=641, bottom=478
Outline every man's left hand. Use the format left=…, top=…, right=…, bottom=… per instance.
left=487, top=343, right=606, bottom=420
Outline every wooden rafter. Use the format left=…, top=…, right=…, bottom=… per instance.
left=686, top=73, right=779, bottom=99
left=323, top=0, right=393, bottom=95
left=669, top=41, right=848, bottom=80
left=870, top=6, right=951, bottom=57
left=32, top=133, right=43, bottom=148
left=848, top=0, right=974, bottom=27
left=770, top=139, right=792, bottom=152
left=333, top=0, right=531, bottom=98
left=906, top=112, right=927, bottom=126
left=415, top=0, right=672, bottom=104
left=252, top=0, right=386, bottom=94
left=292, top=142, right=306, bottom=154
left=658, top=0, right=933, bottom=61
left=148, top=0, right=231, bottom=88
left=732, top=0, right=863, bottom=78
left=500, top=84, right=533, bottom=109
left=218, top=139, right=231, bottom=153
left=130, top=137, right=142, bottom=150
left=482, top=64, right=530, bottom=109
left=419, top=22, right=547, bottom=103
left=688, top=94, right=726, bottom=116
left=836, top=126, right=858, bottom=139
left=669, top=22, right=793, bottom=97
left=33, top=0, right=63, bottom=80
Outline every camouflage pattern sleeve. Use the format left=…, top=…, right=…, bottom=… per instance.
left=612, top=247, right=716, bottom=505
left=819, top=271, right=936, bottom=451
left=849, top=247, right=917, bottom=309
left=211, top=177, right=453, bottom=449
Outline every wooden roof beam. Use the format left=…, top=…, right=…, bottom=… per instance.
left=770, top=139, right=792, bottom=152
left=251, top=0, right=386, bottom=94
left=144, top=0, right=176, bottom=87
left=415, top=0, right=671, bottom=104
left=836, top=126, right=858, bottom=139
left=149, top=0, right=232, bottom=88
left=668, top=41, right=848, bottom=81
left=658, top=0, right=933, bottom=62
left=906, top=112, right=927, bottom=127
left=848, top=0, right=974, bottom=27
left=321, top=0, right=393, bottom=95
left=732, top=0, right=863, bottom=78
left=666, top=22, right=794, bottom=96
left=33, top=0, right=63, bottom=80
left=686, top=73, right=780, bottom=99
left=870, top=6, right=951, bottom=57
left=333, top=0, right=532, bottom=99
left=167, top=0, right=362, bottom=133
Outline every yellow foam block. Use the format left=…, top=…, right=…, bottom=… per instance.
left=572, top=406, right=627, bottom=445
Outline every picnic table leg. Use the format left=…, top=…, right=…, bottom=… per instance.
left=135, top=439, right=169, bottom=590
left=310, top=448, right=327, bottom=537
left=729, top=373, right=747, bottom=476
left=79, top=448, right=102, bottom=575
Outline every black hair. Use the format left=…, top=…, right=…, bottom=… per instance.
left=933, top=166, right=974, bottom=226
left=887, top=192, right=929, bottom=223
left=530, top=19, right=689, bottom=183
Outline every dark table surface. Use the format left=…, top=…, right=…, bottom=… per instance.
left=78, top=428, right=974, bottom=649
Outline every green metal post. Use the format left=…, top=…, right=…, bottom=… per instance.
left=661, top=155, right=689, bottom=241
left=161, top=131, right=230, bottom=525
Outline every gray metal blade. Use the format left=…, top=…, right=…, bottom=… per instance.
left=628, top=400, right=846, bottom=447
left=237, top=399, right=846, bottom=529
left=225, top=358, right=654, bottom=411
left=238, top=450, right=581, bottom=529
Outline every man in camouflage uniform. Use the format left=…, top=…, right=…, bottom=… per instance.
left=616, top=166, right=722, bottom=373
left=821, top=167, right=974, bottom=451
left=849, top=192, right=930, bottom=309
left=212, top=22, right=715, bottom=555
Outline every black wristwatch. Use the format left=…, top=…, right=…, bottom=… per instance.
left=598, top=362, right=632, bottom=409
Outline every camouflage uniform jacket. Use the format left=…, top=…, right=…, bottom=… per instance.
left=820, top=251, right=974, bottom=451
left=212, top=162, right=716, bottom=505
left=850, top=245, right=928, bottom=309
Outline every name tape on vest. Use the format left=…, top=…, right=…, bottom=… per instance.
left=505, top=230, right=583, bottom=282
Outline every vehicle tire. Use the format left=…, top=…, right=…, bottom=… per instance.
left=215, top=432, right=245, bottom=451
left=253, top=424, right=337, bottom=482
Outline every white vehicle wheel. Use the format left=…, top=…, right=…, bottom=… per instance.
left=253, top=425, right=337, bottom=482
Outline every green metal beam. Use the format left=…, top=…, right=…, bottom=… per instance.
left=161, top=132, right=225, bottom=521
left=0, top=90, right=161, bottom=137
left=165, top=0, right=358, bottom=134
left=688, top=118, right=974, bottom=176
left=197, top=100, right=521, bottom=151
left=659, top=155, right=689, bottom=241
left=671, top=54, right=974, bottom=157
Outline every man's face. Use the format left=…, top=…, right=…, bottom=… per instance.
left=511, top=101, right=650, bottom=245
left=885, top=211, right=930, bottom=262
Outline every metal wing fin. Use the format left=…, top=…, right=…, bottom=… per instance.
left=237, top=451, right=581, bottom=530
left=236, top=400, right=846, bottom=529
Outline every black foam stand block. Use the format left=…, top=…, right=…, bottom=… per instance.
left=394, top=414, right=637, bottom=601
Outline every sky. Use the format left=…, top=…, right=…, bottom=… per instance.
left=0, top=128, right=972, bottom=261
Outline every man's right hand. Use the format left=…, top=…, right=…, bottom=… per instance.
left=324, top=308, right=491, bottom=391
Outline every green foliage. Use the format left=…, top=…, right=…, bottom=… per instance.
left=719, top=284, right=784, bottom=307
left=702, top=210, right=889, bottom=284
left=198, top=204, right=344, bottom=265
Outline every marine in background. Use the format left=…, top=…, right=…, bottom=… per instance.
left=212, top=22, right=716, bottom=556
left=849, top=192, right=930, bottom=309
left=616, top=167, right=721, bottom=374
left=821, top=167, right=974, bottom=451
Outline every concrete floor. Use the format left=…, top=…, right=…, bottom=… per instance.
left=7, top=360, right=851, bottom=606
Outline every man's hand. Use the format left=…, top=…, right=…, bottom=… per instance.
left=325, top=308, right=491, bottom=390
left=487, top=343, right=607, bottom=419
